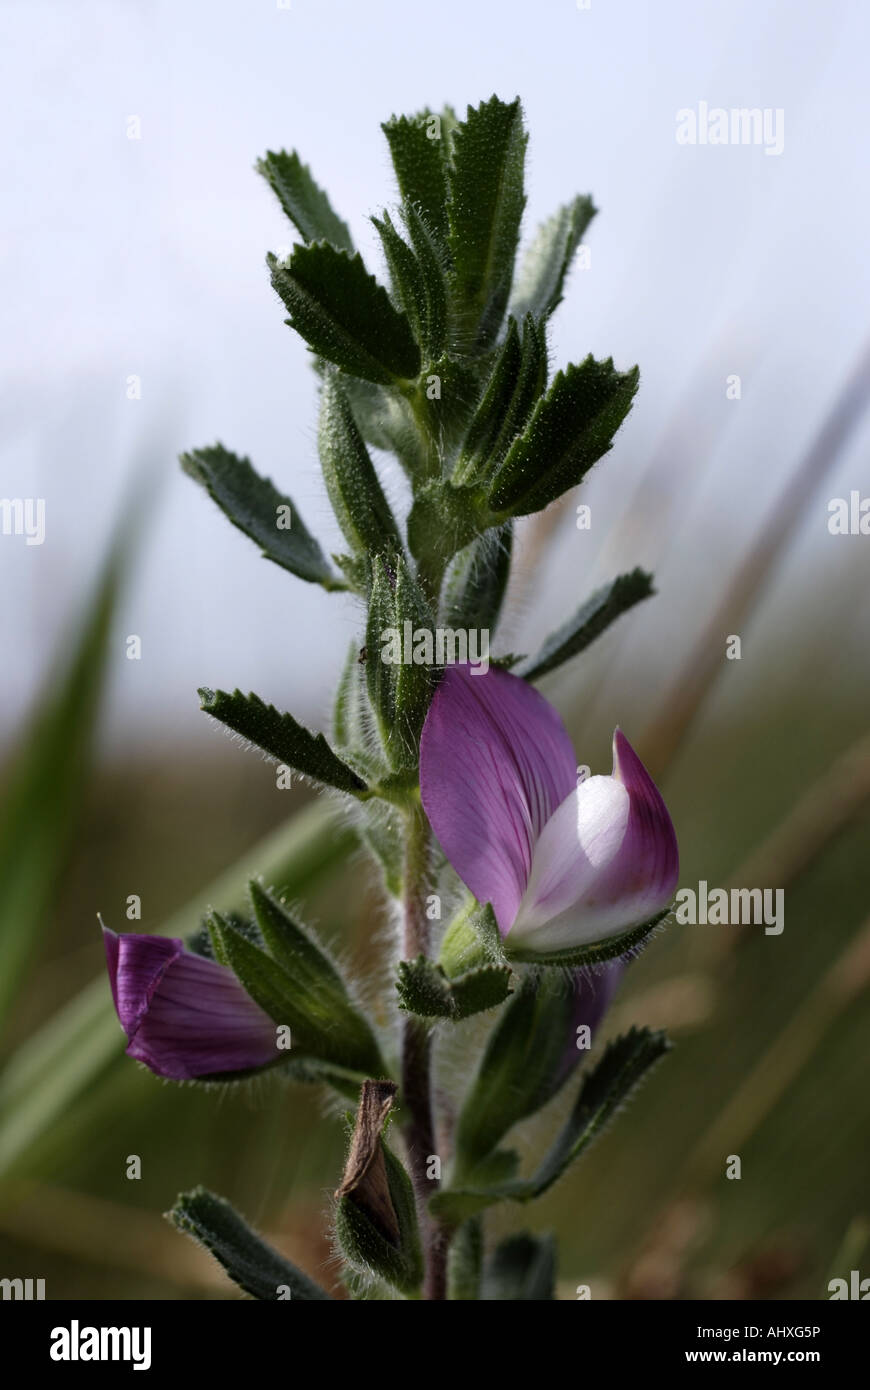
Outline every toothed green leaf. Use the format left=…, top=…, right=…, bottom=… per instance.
left=396, top=956, right=512, bottom=1020
left=181, top=444, right=340, bottom=589
left=527, top=1027, right=671, bottom=1197
left=403, top=202, right=448, bottom=358
left=198, top=687, right=367, bottom=795
left=382, top=112, right=450, bottom=245
left=372, top=211, right=427, bottom=343
left=488, top=355, right=639, bottom=516
left=433, top=1028, right=671, bottom=1222
left=318, top=373, right=403, bottom=560
left=256, top=148, right=353, bottom=252
left=455, top=314, right=547, bottom=485
left=509, top=195, right=597, bottom=321
left=169, top=1187, right=333, bottom=1300
left=517, top=568, right=655, bottom=681
left=365, top=554, right=435, bottom=771
left=269, top=242, right=420, bottom=385
left=208, top=911, right=384, bottom=1076
left=447, top=96, right=527, bottom=350
left=453, top=972, right=576, bottom=1167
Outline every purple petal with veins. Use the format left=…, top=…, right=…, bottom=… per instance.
left=103, top=928, right=277, bottom=1080
left=420, top=664, right=576, bottom=934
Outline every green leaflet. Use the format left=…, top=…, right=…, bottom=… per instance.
left=447, top=96, right=528, bottom=350
left=198, top=686, right=368, bottom=795
left=365, top=554, right=435, bottom=770
left=318, top=373, right=403, bottom=561
left=365, top=557, right=397, bottom=756
left=392, top=556, right=436, bottom=760
left=332, top=641, right=383, bottom=780
left=248, top=879, right=346, bottom=990
left=372, top=211, right=428, bottom=343
left=358, top=802, right=405, bottom=899
left=493, top=313, right=549, bottom=461
left=432, top=1028, right=671, bottom=1222
left=454, top=972, right=576, bottom=1168
left=529, top=1027, right=671, bottom=1195
left=509, top=195, right=597, bottom=321
left=396, top=956, right=513, bottom=1021
left=454, top=317, right=522, bottom=481
left=372, top=206, right=448, bottom=363
left=488, top=355, right=640, bottom=517
left=208, top=906, right=385, bottom=1078
left=269, top=242, right=421, bottom=385
left=382, top=112, right=450, bottom=246
left=181, top=444, right=340, bottom=589
left=454, top=314, right=547, bottom=485
left=402, top=203, right=448, bottom=359
left=169, top=1187, right=333, bottom=1300
left=256, top=148, right=353, bottom=252
left=517, top=569, right=655, bottom=681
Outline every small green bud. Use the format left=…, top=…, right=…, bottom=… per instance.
left=334, top=1081, right=423, bottom=1296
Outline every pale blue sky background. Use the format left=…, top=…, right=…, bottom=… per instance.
left=1, top=0, right=869, bottom=755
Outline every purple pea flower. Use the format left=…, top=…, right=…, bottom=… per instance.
left=419, top=664, right=678, bottom=958
left=103, top=927, right=277, bottom=1080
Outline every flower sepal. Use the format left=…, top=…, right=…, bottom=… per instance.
left=440, top=895, right=673, bottom=974
left=207, top=883, right=387, bottom=1081
left=503, top=904, right=673, bottom=969
left=334, top=1081, right=423, bottom=1297
left=438, top=900, right=504, bottom=978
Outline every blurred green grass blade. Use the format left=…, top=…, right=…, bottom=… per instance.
left=0, top=800, right=357, bottom=1177
left=0, top=547, right=123, bottom=1036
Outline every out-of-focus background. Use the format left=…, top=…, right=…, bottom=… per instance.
left=1, top=0, right=869, bottom=1299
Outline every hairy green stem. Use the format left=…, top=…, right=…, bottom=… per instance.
left=400, top=801, right=450, bottom=1299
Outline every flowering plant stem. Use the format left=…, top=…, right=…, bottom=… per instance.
left=400, top=804, right=446, bottom=1298
left=104, top=95, right=682, bottom=1302
left=399, top=805, right=464, bottom=1298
